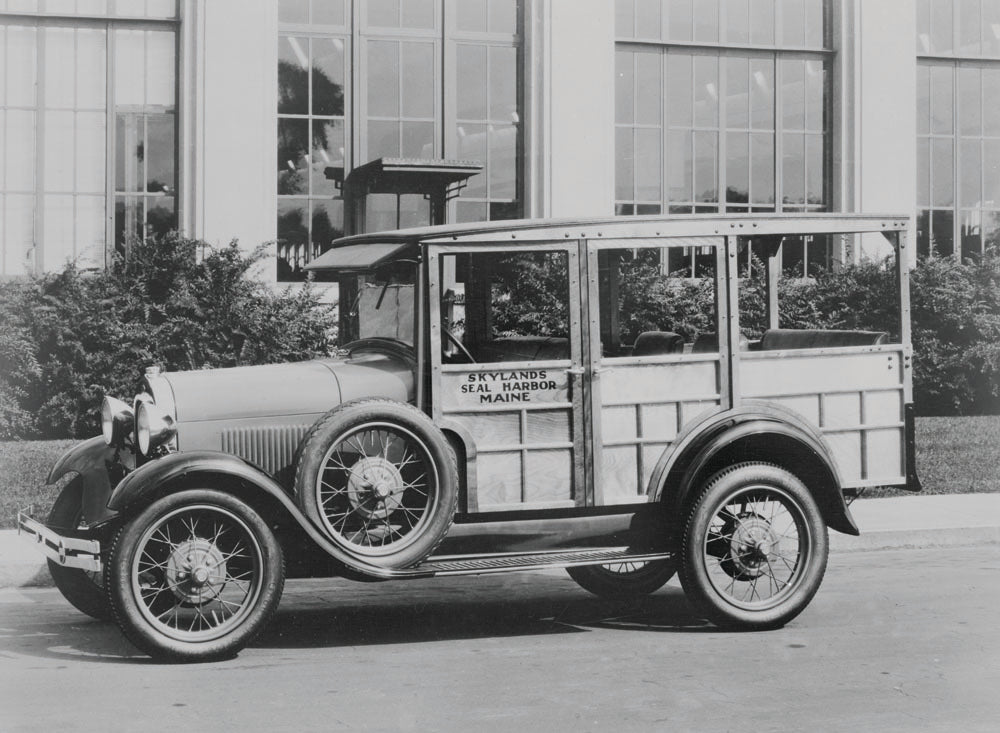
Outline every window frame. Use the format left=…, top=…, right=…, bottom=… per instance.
left=275, top=0, right=525, bottom=282
left=0, top=7, right=179, bottom=275
left=915, top=0, right=1000, bottom=260
left=613, top=0, right=833, bottom=277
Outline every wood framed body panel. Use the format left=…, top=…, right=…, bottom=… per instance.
left=740, top=346, right=907, bottom=486
left=428, top=241, right=585, bottom=513
left=585, top=236, right=727, bottom=506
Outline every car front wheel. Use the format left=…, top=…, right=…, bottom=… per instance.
left=106, top=489, right=284, bottom=662
left=678, top=462, right=828, bottom=630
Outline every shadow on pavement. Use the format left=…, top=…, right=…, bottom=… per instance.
left=256, top=580, right=712, bottom=651
left=0, top=575, right=713, bottom=664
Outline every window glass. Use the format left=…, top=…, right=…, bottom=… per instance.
left=277, top=1, right=523, bottom=280
left=616, top=0, right=829, bottom=271
left=440, top=251, right=571, bottom=364
left=599, top=242, right=720, bottom=356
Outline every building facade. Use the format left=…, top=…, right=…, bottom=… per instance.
left=0, top=0, right=994, bottom=281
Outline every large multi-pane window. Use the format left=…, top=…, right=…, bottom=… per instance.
left=0, top=0, right=178, bottom=277
left=276, top=0, right=522, bottom=280
left=916, top=0, right=1000, bottom=259
left=614, top=0, right=831, bottom=275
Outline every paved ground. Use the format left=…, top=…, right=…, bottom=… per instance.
left=1, top=545, right=998, bottom=732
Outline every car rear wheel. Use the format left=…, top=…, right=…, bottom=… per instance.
left=678, top=462, right=828, bottom=630
left=106, top=489, right=284, bottom=662
left=46, top=478, right=112, bottom=621
left=294, top=399, right=459, bottom=570
left=567, top=559, right=676, bottom=599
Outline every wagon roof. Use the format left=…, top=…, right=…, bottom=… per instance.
left=326, top=212, right=910, bottom=251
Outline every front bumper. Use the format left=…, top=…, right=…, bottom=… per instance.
left=17, top=509, right=103, bottom=573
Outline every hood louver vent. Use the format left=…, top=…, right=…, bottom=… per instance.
left=220, top=425, right=311, bottom=477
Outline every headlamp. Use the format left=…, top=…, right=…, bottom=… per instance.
left=101, top=397, right=134, bottom=447
left=136, top=400, right=176, bottom=456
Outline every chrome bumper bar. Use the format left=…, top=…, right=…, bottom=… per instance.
left=17, top=510, right=103, bottom=573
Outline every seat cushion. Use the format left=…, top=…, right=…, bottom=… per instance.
left=759, top=328, right=888, bottom=350
left=632, top=331, right=684, bottom=356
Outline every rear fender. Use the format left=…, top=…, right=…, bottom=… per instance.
left=650, top=402, right=859, bottom=536
left=105, top=450, right=404, bottom=578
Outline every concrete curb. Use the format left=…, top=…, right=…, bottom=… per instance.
left=3, top=494, right=999, bottom=589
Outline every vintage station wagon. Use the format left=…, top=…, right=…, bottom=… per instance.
left=19, top=213, right=921, bottom=661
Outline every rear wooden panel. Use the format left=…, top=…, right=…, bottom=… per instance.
left=740, top=347, right=906, bottom=486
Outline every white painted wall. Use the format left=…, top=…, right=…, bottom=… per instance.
left=183, top=0, right=277, bottom=277
left=845, top=0, right=918, bottom=263
left=543, top=0, right=616, bottom=218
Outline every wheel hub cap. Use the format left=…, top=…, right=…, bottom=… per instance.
left=728, top=515, right=779, bottom=579
left=165, top=539, right=227, bottom=603
left=347, top=457, right=404, bottom=520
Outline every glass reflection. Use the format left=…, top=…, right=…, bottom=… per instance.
left=726, top=132, right=749, bottom=203
left=278, top=36, right=309, bottom=114
left=489, top=123, right=517, bottom=199
left=490, top=46, right=517, bottom=121
left=313, top=37, right=345, bottom=116
left=459, top=45, right=488, bottom=119
left=311, top=119, right=345, bottom=197
left=931, top=138, right=954, bottom=206
left=932, top=209, right=955, bottom=255
left=277, top=118, right=309, bottom=195
left=401, top=42, right=434, bottom=118
left=368, top=119, right=400, bottom=159
left=367, top=41, right=399, bottom=118
left=960, top=209, right=982, bottom=261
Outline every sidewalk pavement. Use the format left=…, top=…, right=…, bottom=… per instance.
left=2, top=494, right=998, bottom=589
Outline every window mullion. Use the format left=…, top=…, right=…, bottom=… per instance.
left=773, top=53, right=782, bottom=215
left=105, top=20, right=115, bottom=267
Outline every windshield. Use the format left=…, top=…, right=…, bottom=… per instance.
left=340, top=262, right=416, bottom=346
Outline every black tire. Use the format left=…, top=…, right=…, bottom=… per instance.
left=678, top=462, right=828, bottom=630
left=46, top=478, right=112, bottom=621
left=294, top=398, right=459, bottom=569
left=567, top=559, right=676, bottom=600
left=106, top=489, right=285, bottom=662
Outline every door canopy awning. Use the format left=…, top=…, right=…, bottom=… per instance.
left=304, top=241, right=414, bottom=272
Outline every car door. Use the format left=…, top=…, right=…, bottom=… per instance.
left=428, top=242, right=586, bottom=512
left=584, top=236, right=728, bottom=505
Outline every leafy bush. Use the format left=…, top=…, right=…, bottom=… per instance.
left=0, top=233, right=334, bottom=439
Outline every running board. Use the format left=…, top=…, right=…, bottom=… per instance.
left=406, top=547, right=674, bottom=578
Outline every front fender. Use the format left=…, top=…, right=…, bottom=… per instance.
left=105, top=451, right=408, bottom=579
left=650, top=402, right=858, bottom=536
left=47, top=436, right=122, bottom=526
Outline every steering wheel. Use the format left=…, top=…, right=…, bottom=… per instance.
left=444, top=328, right=477, bottom=363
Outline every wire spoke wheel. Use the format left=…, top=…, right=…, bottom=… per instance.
left=567, top=559, right=676, bottom=600
left=702, top=486, right=807, bottom=610
left=107, top=490, right=284, bottom=661
left=679, top=463, right=828, bottom=630
left=295, top=400, right=459, bottom=570
left=316, top=423, right=438, bottom=556
left=131, top=505, right=263, bottom=641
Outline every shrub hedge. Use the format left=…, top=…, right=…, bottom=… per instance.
left=0, top=233, right=334, bottom=439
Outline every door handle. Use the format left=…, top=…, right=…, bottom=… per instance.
left=565, top=367, right=585, bottom=376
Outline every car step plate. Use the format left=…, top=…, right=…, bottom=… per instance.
left=415, top=547, right=674, bottom=577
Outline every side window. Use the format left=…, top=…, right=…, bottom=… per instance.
left=737, top=235, right=901, bottom=351
left=598, top=240, right=720, bottom=357
left=440, top=250, right=572, bottom=364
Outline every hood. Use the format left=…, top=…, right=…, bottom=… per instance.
left=161, top=353, right=414, bottom=423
